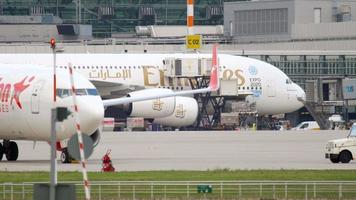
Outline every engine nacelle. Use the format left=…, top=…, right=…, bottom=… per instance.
left=153, top=97, right=198, bottom=127
left=125, top=88, right=176, bottom=118
left=90, top=128, right=101, bottom=147
left=56, top=128, right=101, bottom=151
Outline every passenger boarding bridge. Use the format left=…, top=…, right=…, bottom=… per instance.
left=263, top=55, right=356, bottom=129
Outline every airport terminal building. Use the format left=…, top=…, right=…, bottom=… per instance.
left=1, top=0, right=356, bottom=128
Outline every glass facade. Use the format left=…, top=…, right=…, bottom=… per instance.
left=0, top=0, right=227, bottom=38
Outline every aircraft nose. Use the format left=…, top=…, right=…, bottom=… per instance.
left=295, top=84, right=306, bottom=102
left=76, top=97, right=104, bottom=135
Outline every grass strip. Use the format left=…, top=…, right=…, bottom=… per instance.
left=0, top=170, right=356, bottom=183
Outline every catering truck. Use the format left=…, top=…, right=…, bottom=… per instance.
left=325, top=123, right=356, bottom=163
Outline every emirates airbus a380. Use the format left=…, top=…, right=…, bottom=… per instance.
left=0, top=48, right=306, bottom=127
left=0, top=56, right=218, bottom=161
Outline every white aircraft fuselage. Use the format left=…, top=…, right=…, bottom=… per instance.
left=0, top=53, right=305, bottom=115
left=0, top=59, right=219, bottom=162
left=0, top=65, right=104, bottom=141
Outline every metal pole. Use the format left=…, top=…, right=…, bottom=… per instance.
left=305, top=184, right=308, bottom=200
left=10, top=185, right=13, bottom=200
left=164, top=185, right=166, bottom=200
left=52, top=41, right=56, bottom=103
left=314, top=182, right=316, bottom=198
left=99, top=185, right=101, bottom=200
left=133, top=185, right=135, bottom=200
left=50, top=38, right=57, bottom=200
left=118, top=183, right=120, bottom=199
left=50, top=109, right=57, bottom=200
left=22, top=184, right=25, bottom=200
left=239, top=184, right=241, bottom=198
left=187, top=182, right=189, bottom=199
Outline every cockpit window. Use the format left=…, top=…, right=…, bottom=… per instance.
left=56, top=89, right=70, bottom=98
left=286, top=79, right=292, bottom=84
left=75, top=89, right=87, bottom=96
left=87, top=88, right=99, bottom=95
left=56, top=88, right=99, bottom=98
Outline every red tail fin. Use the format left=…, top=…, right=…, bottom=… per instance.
left=209, top=44, right=219, bottom=91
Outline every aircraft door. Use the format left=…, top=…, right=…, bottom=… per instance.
left=31, top=80, right=45, bottom=114
left=267, top=80, right=276, bottom=97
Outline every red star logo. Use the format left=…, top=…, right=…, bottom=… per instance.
left=11, top=76, right=35, bottom=109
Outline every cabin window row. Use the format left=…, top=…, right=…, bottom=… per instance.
left=239, top=86, right=262, bottom=90
left=57, top=65, right=159, bottom=70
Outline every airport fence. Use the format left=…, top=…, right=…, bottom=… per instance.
left=1, top=181, right=356, bottom=200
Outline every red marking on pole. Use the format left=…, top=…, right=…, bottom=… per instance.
left=187, top=16, right=194, bottom=27
left=74, top=105, right=78, bottom=112
left=187, top=0, right=194, bottom=4
left=76, top=123, right=81, bottom=130
left=84, top=180, right=89, bottom=187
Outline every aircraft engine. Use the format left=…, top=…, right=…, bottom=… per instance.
left=153, top=97, right=198, bottom=127
left=124, top=89, right=176, bottom=118
left=90, top=128, right=101, bottom=147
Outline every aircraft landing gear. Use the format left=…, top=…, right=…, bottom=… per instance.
left=60, top=148, right=72, bottom=163
left=0, top=143, right=3, bottom=161
left=2, top=140, right=19, bottom=161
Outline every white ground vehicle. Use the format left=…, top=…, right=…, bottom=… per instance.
left=291, top=121, right=320, bottom=130
left=325, top=123, right=356, bottom=163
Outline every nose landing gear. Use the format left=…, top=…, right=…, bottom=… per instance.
left=0, top=140, right=19, bottom=161
left=60, top=147, right=73, bottom=163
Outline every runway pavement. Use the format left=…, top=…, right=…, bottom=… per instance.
left=0, top=130, right=354, bottom=171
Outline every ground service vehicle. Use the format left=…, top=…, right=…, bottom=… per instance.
left=291, top=121, right=320, bottom=130
left=325, top=123, right=356, bottom=163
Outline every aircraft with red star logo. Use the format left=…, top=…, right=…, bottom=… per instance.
left=0, top=59, right=218, bottom=161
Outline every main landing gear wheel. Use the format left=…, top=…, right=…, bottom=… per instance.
left=5, top=141, right=18, bottom=161
left=60, top=148, right=72, bottom=163
left=0, top=143, right=3, bottom=161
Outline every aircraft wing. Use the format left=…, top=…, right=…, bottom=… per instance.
left=90, top=80, right=145, bottom=97
left=102, top=44, right=220, bottom=107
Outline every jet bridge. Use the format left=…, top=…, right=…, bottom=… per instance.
left=162, top=57, right=252, bottom=129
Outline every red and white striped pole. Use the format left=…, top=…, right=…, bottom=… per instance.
left=50, top=38, right=57, bottom=103
left=187, top=0, right=194, bottom=35
left=68, top=64, right=91, bottom=200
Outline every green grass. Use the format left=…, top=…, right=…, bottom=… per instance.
left=2, top=170, right=356, bottom=200
left=1, top=170, right=356, bottom=183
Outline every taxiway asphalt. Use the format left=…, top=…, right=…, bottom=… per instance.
left=0, top=130, right=352, bottom=171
